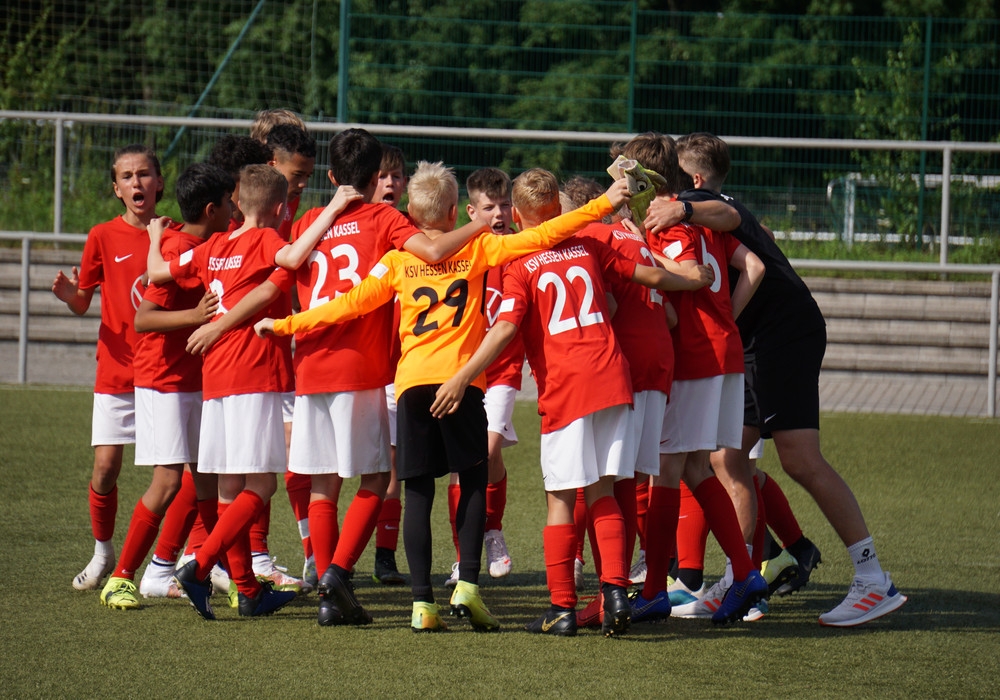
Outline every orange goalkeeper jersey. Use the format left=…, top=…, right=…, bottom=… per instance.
left=272, top=194, right=615, bottom=397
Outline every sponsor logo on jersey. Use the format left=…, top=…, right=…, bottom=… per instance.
left=403, top=259, right=472, bottom=277
left=207, top=255, right=243, bottom=271
left=523, top=244, right=589, bottom=273
left=322, top=220, right=362, bottom=240
left=612, top=228, right=645, bottom=243
left=114, top=254, right=133, bottom=263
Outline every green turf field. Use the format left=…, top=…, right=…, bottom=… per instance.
left=1, top=386, right=998, bottom=698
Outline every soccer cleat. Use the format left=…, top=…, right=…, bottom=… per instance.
left=667, top=578, right=706, bottom=608
left=777, top=537, right=822, bottom=596
left=411, top=602, right=449, bottom=632
left=672, top=579, right=726, bottom=619
left=711, top=570, right=769, bottom=625
left=762, top=548, right=800, bottom=596
left=743, top=598, right=769, bottom=622
left=301, top=555, right=317, bottom=595
left=173, top=560, right=215, bottom=620
left=484, top=529, right=513, bottom=578
left=574, top=557, right=585, bottom=590
left=818, top=573, right=907, bottom=627
left=601, top=584, right=631, bottom=637
left=227, top=581, right=239, bottom=609
left=317, top=565, right=372, bottom=625
left=444, top=561, right=460, bottom=588
left=525, top=606, right=578, bottom=636
left=317, top=594, right=345, bottom=626
left=253, top=556, right=304, bottom=593
left=139, top=560, right=184, bottom=599
left=237, top=581, right=297, bottom=617
left=73, top=552, right=115, bottom=591
left=101, top=577, right=140, bottom=610
left=210, top=564, right=231, bottom=595
left=628, top=550, right=647, bottom=586
left=575, top=592, right=603, bottom=628
left=450, top=580, right=500, bottom=632
left=629, top=589, right=671, bottom=623
left=373, top=547, right=405, bottom=586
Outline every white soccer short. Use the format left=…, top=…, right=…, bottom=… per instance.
left=91, top=392, right=135, bottom=446
left=281, top=391, right=295, bottom=423
left=749, top=438, right=765, bottom=460
left=540, top=403, right=635, bottom=492
left=484, top=384, right=518, bottom=448
left=288, top=387, right=390, bottom=477
left=134, top=387, right=201, bottom=466
left=660, top=373, right=744, bottom=454
left=198, top=392, right=287, bottom=474
left=385, top=383, right=397, bottom=447
left=632, top=390, right=667, bottom=476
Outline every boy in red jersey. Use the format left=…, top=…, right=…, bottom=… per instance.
left=265, top=123, right=316, bottom=241
left=52, top=144, right=163, bottom=591
left=256, top=164, right=632, bottom=632
left=639, top=142, right=770, bottom=625
left=432, top=168, right=713, bottom=637
left=99, top=163, right=233, bottom=609
left=145, top=164, right=361, bottom=619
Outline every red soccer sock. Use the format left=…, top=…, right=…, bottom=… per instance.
left=573, top=488, right=588, bottom=563
left=589, top=495, right=628, bottom=588
left=115, top=500, right=163, bottom=580
left=614, top=478, right=638, bottom=571
left=448, top=483, right=461, bottom=560
left=332, top=490, right=383, bottom=572
left=153, top=471, right=197, bottom=563
left=642, top=486, right=680, bottom=599
left=194, top=490, right=264, bottom=583
left=752, top=474, right=766, bottom=568
left=485, top=474, right=507, bottom=532
left=676, top=480, right=709, bottom=571
left=635, top=476, right=650, bottom=552
left=89, top=484, right=118, bottom=542
left=285, top=471, right=312, bottom=559
left=249, top=499, right=271, bottom=554
left=375, top=497, right=401, bottom=551
left=544, top=524, right=578, bottom=609
left=693, top=476, right=753, bottom=581
left=586, top=510, right=603, bottom=579
left=308, top=498, right=339, bottom=575
left=760, top=471, right=804, bottom=548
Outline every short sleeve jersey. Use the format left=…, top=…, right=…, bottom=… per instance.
left=133, top=226, right=205, bottom=393
left=169, top=226, right=294, bottom=400
left=484, top=264, right=525, bottom=390
left=680, top=189, right=825, bottom=351
left=77, top=216, right=150, bottom=394
left=287, top=201, right=420, bottom=394
left=576, top=221, right=673, bottom=395
left=272, top=195, right=616, bottom=398
left=499, top=236, right=636, bottom=434
left=647, top=223, right=743, bottom=380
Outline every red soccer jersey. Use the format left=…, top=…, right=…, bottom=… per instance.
left=77, top=215, right=150, bottom=394
left=499, top=236, right=636, bottom=433
left=287, top=201, right=420, bottom=394
left=169, top=226, right=294, bottom=400
left=647, top=223, right=743, bottom=380
left=133, top=226, right=205, bottom=393
left=276, top=195, right=301, bottom=241
left=577, top=221, right=673, bottom=395
left=484, top=264, right=525, bottom=390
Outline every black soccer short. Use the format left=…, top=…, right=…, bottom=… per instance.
left=396, top=384, right=488, bottom=481
left=746, top=328, right=827, bottom=439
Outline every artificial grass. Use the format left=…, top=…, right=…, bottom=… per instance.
left=1, top=386, right=997, bottom=698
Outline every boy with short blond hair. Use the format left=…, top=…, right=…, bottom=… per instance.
left=256, top=164, right=633, bottom=633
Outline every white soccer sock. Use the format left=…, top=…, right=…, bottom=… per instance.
left=847, top=537, right=884, bottom=580
left=94, top=538, right=114, bottom=559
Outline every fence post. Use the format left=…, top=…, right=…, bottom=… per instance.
left=18, top=238, right=30, bottom=384
left=991, top=271, right=999, bottom=418
left=53, top=117, right=64, bottom=236
left=337, top=0, right=351, bottom=123
left=940, top=146, right=951, bottom=265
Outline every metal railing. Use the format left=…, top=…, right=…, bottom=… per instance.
left=5, top=110, right=1000, bottom=264
left=3, top=230, right=999, bottom=416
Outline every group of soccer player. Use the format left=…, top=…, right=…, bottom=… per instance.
left=53, top=109, right=906, bottom=635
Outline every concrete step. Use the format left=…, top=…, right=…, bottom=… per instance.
left=825, top=316, right=992, bottom=349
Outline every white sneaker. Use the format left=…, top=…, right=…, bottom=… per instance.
left=743, top=598, right=769, bottom=622
left=73, top=552, right=115, bottom=591
left=629, top=550, right=647, bottom=586
left=667, top=577, right=705, bottom=607
left=210, top=563, right=231, bottom=593
left=139, top=560, right=184, bottom=599
left=252, top=555, right=303, bottom=592
left=574, top=557, right=585, bottom=590
left=445, top=561, right=460, bottom=588
left=818, top=573, right=907, bottom=627
left=484, top=529, right=512, bottom=578
left=672, top=579, right=727, bottom=619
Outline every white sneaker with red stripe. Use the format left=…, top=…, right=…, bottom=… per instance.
left=671, top=579, right=728, bottom=619
left=818, top=572, right=907, bottom=627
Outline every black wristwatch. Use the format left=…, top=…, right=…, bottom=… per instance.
left=681, top=200, right=694, bottom=222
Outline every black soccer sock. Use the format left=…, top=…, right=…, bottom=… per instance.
left=677, top=567, right=704, bottom=591
left=403, top=474, right=436, bottom=603
left=456, top=462, right=488, bottom=586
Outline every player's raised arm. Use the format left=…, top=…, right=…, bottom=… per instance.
left=274, top=185, right=362, bottom=270
left=145, top=216, right=174, bottom=285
